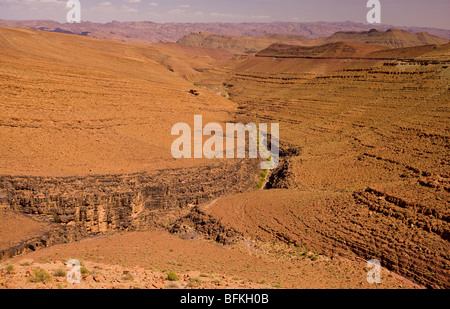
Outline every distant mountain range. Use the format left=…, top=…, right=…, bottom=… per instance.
left=0, top=20, right=449, bottom=44
left=177, top=29, right=448, bottom=54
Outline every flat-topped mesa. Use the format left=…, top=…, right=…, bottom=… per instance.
left=324, top=29, right=448, bottom=48
left=257, top=40, right=450, bottom=61
left=256, top=41, right=388, bottom=59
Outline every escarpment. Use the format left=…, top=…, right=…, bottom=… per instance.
left=0, top=160, right=260, bottom=260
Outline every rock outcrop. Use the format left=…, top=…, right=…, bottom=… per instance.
left=0, top=160, right=260, bottom=260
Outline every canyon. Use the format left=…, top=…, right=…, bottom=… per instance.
left=0, top=24, right=448, bottom=289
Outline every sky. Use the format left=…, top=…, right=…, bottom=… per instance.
left=0, top=0, right=449, bottom=29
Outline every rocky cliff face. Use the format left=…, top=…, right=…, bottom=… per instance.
left=0, top=160, right=260, bottom=259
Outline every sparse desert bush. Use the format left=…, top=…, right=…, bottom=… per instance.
left=256, top=169, right=269, bottom=189
left=80, top=267, right=89, bottom=275
left=192, top=277, right=202, bottom=284
left=166, top=282, right=180, bottom=289
left=28, top=269, right=52, bottom=283
left=167, top=271, right=179, bottom=281
left=5, top=264, right=14, bottom=272
left=259, top=171, right=267, bottom=180
left=53, top=214, right=60, bottom=223
left=53, top=268, right=66, bottom=277
left=300, top=249, right=310, bottom=257
left=20, top=262, right=31, bottom=266
left=271, top=282, right=283, bottom=288
left=187, top=278, right=202, bottom=288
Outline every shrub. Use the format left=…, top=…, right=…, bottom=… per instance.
left=166, top=282, right=179, bottom=289
left=80, top=267, right=89, bottom=275
left=28, top=269, right=52, bottom=283
left=192, top=277, right=202, bottom=284
left=272, top=282, right=283, bottom=288
left=187, top=277, right=202, bottom=288
left=5, top=264, right=14, bottom=272
left=53, top=268, right=66, bottom=277
left=167, top=271, right=179, bottom=281
left=310, top=254, right=319, bottom=261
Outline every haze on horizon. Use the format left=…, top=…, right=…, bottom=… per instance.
left=0, top=0, right=449, bottom=30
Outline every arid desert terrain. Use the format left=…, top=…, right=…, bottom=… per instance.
left=0, top=21, right=449, bottom=289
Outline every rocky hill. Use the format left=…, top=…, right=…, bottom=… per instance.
left=177, top=32, right=310, bottom=54
left=366, top=42, right=450, bottom=60
left=257, top=40, right=450, bottom=61
left=322, top=29, right=448, bottom=48
left=256, top=41, right=388, bottom=58
left=180, top=29, right=448, bottom=55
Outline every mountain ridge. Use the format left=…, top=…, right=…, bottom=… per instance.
left=179, top=29, right=448, bottom=54
left=0, top=20, right=449, bottom=44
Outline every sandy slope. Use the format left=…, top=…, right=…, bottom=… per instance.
left=0, top=209, right=49, bottom=252
left=0, top=27, right=236, bottom=176
left=1, top=229, right=417, bottom=289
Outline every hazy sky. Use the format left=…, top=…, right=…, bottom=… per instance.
left=0, top=0, right=449, bottom=29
